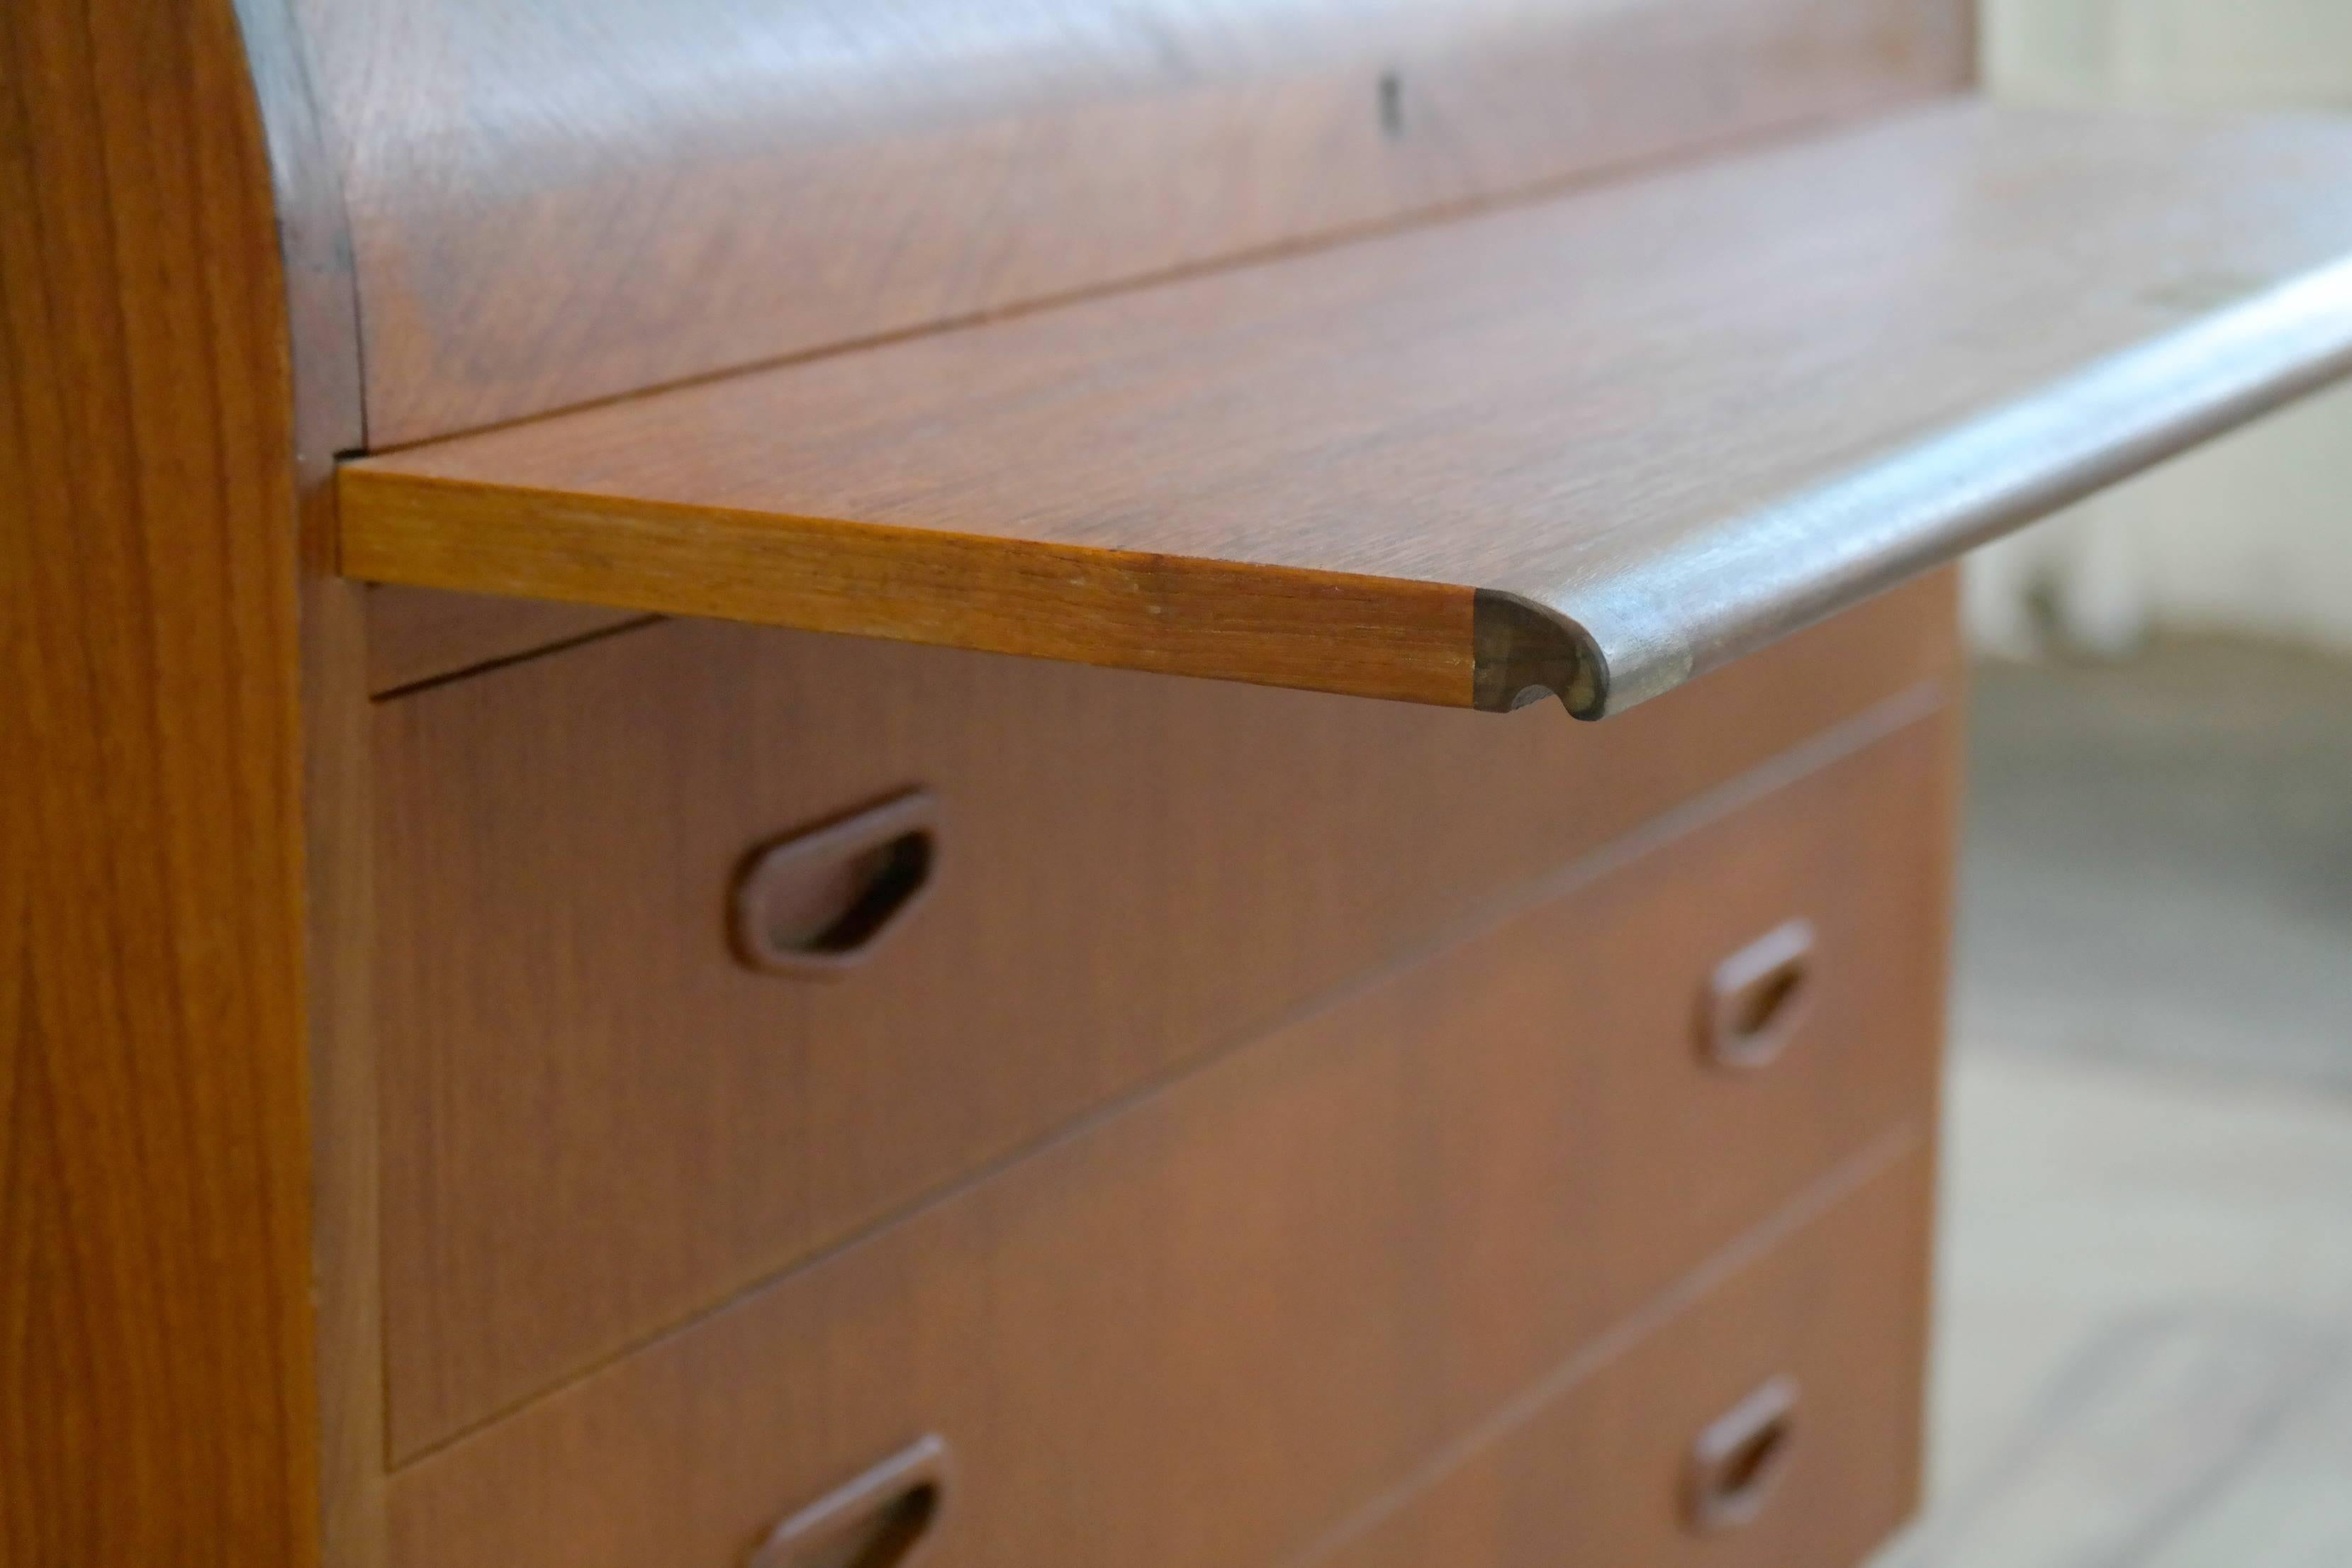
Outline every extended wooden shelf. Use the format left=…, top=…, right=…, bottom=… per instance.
left=339, top=101, right=2352, bottom=717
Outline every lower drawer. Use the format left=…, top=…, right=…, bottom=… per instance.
left=1311, top=1136, right=1934, bottom=1568
left=385, top=709, right=1949, bottom=1568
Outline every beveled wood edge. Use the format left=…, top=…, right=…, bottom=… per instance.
left=336, top=471, right=1483, bottom=710
left=1471, top=592, right=1603, bottom=718
left=337, top=471, right=1616, bottom=717
left=1543, top=251, right=2352, bottom=715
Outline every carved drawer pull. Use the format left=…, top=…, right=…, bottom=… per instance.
left=1701, top=918, right=1816, bottom=1070
left=732, top=791, right=938, bottom=976
left=1686, top=1374, right=1800, bottom=1533
left=750, top=1434, right=950, bottom=1568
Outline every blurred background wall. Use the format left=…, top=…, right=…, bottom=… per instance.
left=1970, top=0, right=2352, bottom=658
left=1876, top=13, right=2352, bottom=1563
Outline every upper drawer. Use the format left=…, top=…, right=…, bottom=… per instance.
left=383, top=709, right=1951, bottom=1568
left=374, top=574, right=1954, bottom=1457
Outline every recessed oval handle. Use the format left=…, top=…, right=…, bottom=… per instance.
left=1686, top=1374, right=1799, bottom=1533
left=749, top=1434, right=950, bottom=1568
left=732, top=790, right=937, bottom=977
left=1701, top=917, right=1815, bottom=1070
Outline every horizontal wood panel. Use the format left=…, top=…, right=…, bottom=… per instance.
left=383, top=694, right=1947, bottom=1563
left=339, top=103, right=2352, bottom=716
left=374, top=575, right=1954, bottom=1457
left=289, top=0, right=1970, bottom=443
left=1304, top=1138, right=1934, bottom=1568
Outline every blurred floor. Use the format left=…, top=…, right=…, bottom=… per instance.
left=1956, top=639, right=2352, bottom=1092
left=1875, top=639, right=2352, bottom=1568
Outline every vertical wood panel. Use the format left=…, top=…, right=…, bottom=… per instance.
left=237, top=0, right=390, bottom=1557
left=1, top=1, right=320, bottom=1563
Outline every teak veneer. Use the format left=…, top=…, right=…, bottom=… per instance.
left=341, top=103, right=2352, bottom=716
left=15, top=0, right=2352, bottom=1564
left=296, top=0, right=1971, bottom=444
left=382, top=712, right=1947, bottom=1567
left=374, top=589, right=1953, bottom=1455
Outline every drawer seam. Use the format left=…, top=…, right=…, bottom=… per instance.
left=1277, top=1117, right=1928, bottom=1568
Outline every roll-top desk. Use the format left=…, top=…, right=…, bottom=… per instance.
left=14, top=2, right=2352, bottom=1564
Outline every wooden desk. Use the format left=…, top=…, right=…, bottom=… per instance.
left=10, top=3, right=2351, bottom=1564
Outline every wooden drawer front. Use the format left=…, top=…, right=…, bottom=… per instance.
left=384, top=710, right=1949, bottom=1566
left=1309, top=1139, right=1934, bottom=1568
left=375, top=573, right=1954, bottom=1456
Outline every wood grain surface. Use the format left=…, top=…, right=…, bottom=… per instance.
left=284, top=0, right=1969, bottom=444
left=1, top=0, right=320, bottom=1561
left=373, top=578, right=1955, bottom=1457
left=382, top=714, right=1948, bottom=1568
left=240, top=0, right=393, bottom=1559
left=3, top=6, right=1990, bottom=1566
left=364, top=586, right=649, bottom=695
left=339, top=103, right=2352, bottom=717
left=1303, top=1136, right=1935, bottom=1568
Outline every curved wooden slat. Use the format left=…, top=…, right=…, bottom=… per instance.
left=288, top=0, right=1970, bottom=442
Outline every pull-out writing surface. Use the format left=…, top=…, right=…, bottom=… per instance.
left=341, top=103, right=2352, bottom=717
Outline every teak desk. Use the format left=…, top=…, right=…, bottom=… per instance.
left=13, top=3, right=2352, bottom=1565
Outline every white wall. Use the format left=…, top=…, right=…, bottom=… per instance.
left=1969, top=0, right=2352, bottom=656
left=1986, top=0, right=2352, bottom=108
